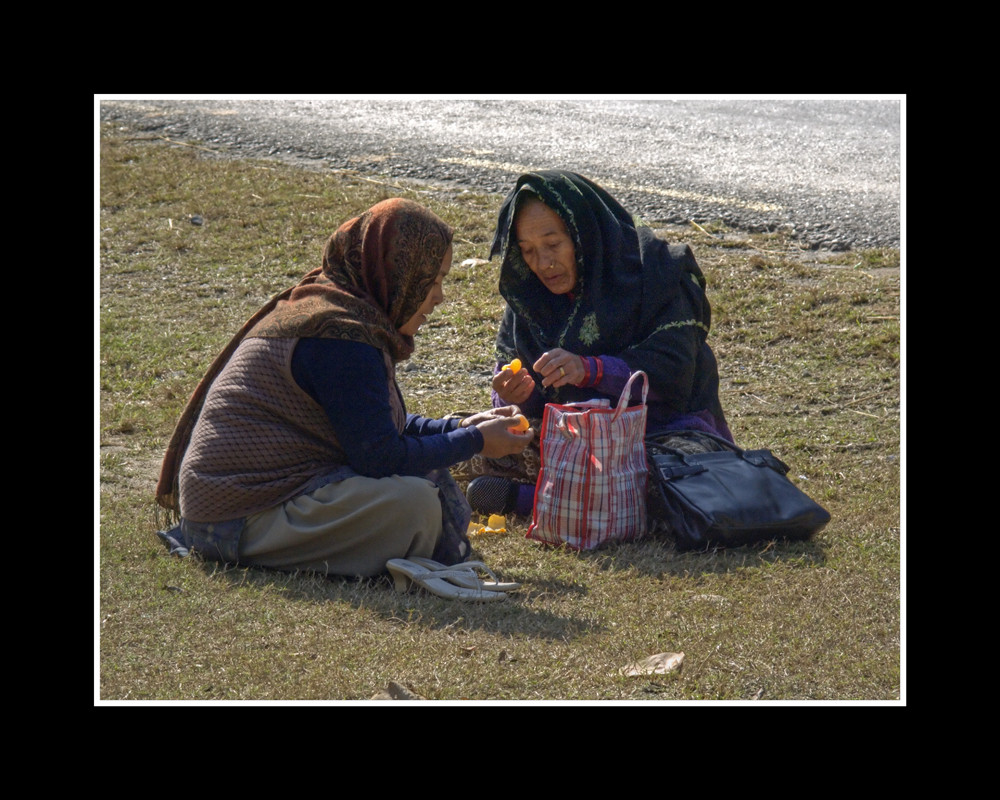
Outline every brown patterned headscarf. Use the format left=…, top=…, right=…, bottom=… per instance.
left=155, top=198, right=454, bottom=513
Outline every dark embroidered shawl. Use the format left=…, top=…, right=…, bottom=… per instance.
left=490, top=170, right=729, bottom=431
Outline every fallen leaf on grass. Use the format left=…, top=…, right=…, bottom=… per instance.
left=620, top=651, right=685, bottom=676
left=371, top=681, right=425, bottom=700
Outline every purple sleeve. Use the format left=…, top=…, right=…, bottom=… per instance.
left=592, top=355, right=649, bottom=402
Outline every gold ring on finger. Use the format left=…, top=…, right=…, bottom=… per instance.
left=559, top=366, right=566, bottom=377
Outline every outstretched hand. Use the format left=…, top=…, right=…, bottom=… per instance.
left=459, top=408, right=514, bottom=428
left=466, top=406, right=535, bottom=458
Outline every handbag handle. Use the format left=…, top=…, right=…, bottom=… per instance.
left=742, top=449, right=791, bottom=474
left=649, top=437, right=793, bottom=478
left=613, top=370, right=649, bottom=420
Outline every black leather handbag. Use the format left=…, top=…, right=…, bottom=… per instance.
left=646, top=435, right=831, bottom=550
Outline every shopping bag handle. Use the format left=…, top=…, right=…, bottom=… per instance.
left=613, top=370, right=648, bottom=420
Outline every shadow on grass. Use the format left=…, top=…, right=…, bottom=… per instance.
left=154, top=527, right=825, bottom=644
left=178, top=551, right=607, bottom=642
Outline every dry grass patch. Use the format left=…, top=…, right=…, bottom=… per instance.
left=98, top=125, right=901, bottom=703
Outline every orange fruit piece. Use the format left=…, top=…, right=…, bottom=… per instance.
left=486, top=514, right=507, bottom=531
left=509, top=414, right=529, bottom=432
left=503, top=358, right=522, bottom=373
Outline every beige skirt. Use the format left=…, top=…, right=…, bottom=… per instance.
left=239, top=473, right=443, bottom=577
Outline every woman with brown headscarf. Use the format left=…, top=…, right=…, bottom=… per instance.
left=156, top=198, right=532, bottom=578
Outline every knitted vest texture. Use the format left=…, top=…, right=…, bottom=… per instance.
left=178, top=337, right=349, bottom=523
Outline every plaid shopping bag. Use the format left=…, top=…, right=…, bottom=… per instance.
left=528, top=371, right=649, bottom=550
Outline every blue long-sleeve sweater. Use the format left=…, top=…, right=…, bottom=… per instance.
left=291, top=337, right=483, bottom=478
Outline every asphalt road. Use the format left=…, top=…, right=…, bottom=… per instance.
left=99, top=96, right=902, bottom=252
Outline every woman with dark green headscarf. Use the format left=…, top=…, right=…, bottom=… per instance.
left=463, top=170, right=734, bottom=517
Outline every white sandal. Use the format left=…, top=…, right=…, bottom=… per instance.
left=408, top=556, right=521, bottom=593
left=385, top=559, right=506, bottom=602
